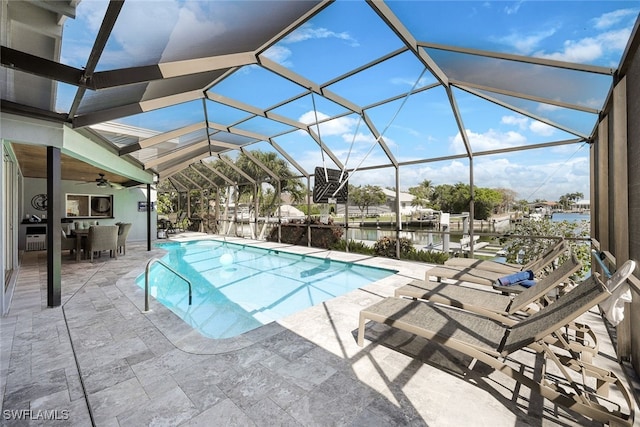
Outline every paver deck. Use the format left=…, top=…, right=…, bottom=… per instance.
left=1, top=233, right=638, bottom=426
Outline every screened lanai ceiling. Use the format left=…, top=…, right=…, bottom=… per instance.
left=2, top=0, right=638, bottom=197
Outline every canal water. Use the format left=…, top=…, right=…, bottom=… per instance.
left=345, top=212, right=590, bottom=248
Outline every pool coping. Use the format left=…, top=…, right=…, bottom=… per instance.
left=116, top=235, right=430, bottom=355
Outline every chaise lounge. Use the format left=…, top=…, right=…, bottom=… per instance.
left=425, top=239, right=569, bottom=287
left=395, top=253, right=597, bottom=360
left=445, top=238, right=567, bottom=274
left=396, top=252, right=581, bottom=321
left=358, top=260, right=637, bottom=426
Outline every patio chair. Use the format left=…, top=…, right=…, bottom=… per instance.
left=396, top=253, right=596, bottom=360
left=445, top=238, right=567, bottom=274
left=358, top=259, right=637, bottom=427
left=425, top=241, right=570, bottom=288
left=86, top=225, right=119, bottom=262
left=116, top=222, right=132, bottom=255
left=61, top=228, right=77, bottom=258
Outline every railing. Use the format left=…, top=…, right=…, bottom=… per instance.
left=144, top=258, right=192, bottom=312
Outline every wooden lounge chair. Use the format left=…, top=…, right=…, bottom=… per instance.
left=445, top=238, right=567, bottom=274
left=426, top=240, right=569, bottom=287
left=358, top=260, right=637, bottom=427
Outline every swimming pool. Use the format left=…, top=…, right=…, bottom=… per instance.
left=137, top=240, right=397, bottom=339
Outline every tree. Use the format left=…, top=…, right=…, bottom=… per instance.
left=349, top=185, right=386, bottom=218
left=235, top=150, right=306, bottom=216
left=408, top=179, right=433, bottom=210
left=430, top=183, right=502, bottom=220
left=495, top=188, right=517, bottom=213
left=156, top=150, right=305, bottom=221
left=474, top=187, right=503, bottom=220
left=557, top=192, right=584, bottom=211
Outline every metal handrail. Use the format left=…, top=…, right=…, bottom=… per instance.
left=144, top=258, right=192, bottom=312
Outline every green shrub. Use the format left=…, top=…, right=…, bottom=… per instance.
left=373, top=237, right=415, bottom=258
left=330, top=239, right=375, bottom=255
left=403, top=249, right=448, bottom=264
left=501, top=218, right=591, bottom=279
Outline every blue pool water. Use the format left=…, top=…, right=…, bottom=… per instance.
left=137, top=240, right=397, bottom=339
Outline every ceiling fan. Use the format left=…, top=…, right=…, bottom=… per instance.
left=88, top=173, right=125, bottom=190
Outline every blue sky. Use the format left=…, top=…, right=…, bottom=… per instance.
left=59, top=1, right=638, bottom=202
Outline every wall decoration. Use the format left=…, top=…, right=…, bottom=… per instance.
left=31, top=194, right=48, bottom=211
left=138, top=201, right=155, bottom=212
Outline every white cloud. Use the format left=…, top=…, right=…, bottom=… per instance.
left=282, top=23, right=359, bottom=47
left=503, top=0, right=525, bottom=15
left=529, top=121, right=555, bottom=137
left=537, top=37, right=603, bottom=63
left=496, top=28, right=557, bottom=54
left=501, top=115, right=528, bottom=130
left=592, top=8, right=639, bottom=30
left=535, top=28, right=633, bottom=63
left=262, top=45, right=293, bottom=67
left=298, top=112, right=359, bottom=136
left=450, top=129, right=527, bottom=154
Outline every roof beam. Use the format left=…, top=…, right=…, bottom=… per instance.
left=73, top=89, right=203, bottom=128
left=451, top=79, right=600, bottom=114
left=157, top=152, right=211, bottom=179
left=205, top=92, right=303, bottom=130
left=361, top=112, right=398, bottom=167
left=240, top=148, right=280, bottom=182
left=1, top=47, right=85, bottom=87
left=367, top=0, right=448, bottom=86
left=144, top=141, right=209, bottom=169
left=189, top=164, right=219, bottom=188
left=69, top=0, right=124, bottom=118
left=254, top=0, right=330, bottom=57
left=419, top=41, right=615, bottom=75
left=167, top=176, right=187, bottom=191
left=268, top=139, right=309, bottom=178
left=446, top=87, right=473, bottom=158
left=91, top=52, right=257, bottom=89
left=259, top=57, right=363, bottom=114
left=457, top=84, right=590, bottom=139
left=199, top=159, right=237, bottom=186
left=174, top=171, right=202, bottom=190
left=212, top=156, right=256, bottom=185
left=393, top=138, right=584, bottom=168
left=119, top=122, right=207, bottom=155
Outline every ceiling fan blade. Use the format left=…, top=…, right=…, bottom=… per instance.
left=109, top=182, right=125, bottom=190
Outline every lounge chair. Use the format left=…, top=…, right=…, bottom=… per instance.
left=396, top=252, right=581, bottom=321
left=426, top=241, right=569, bottom=287
left=445, top=238, right=566, bottom=274
left=358, top=259, right=637, bottom=426
left=396, top=253, right=596, bottom=360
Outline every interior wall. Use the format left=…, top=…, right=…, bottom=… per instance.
left=22, top=177, right=157, bottom=244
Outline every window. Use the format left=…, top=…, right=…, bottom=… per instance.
left=65, top=194, right=113, bottom=218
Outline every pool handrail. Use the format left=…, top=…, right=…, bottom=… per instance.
left=144, top=258, right=192, bottom=312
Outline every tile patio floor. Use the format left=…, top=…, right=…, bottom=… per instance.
left=1, top=233, right=638, bottom=426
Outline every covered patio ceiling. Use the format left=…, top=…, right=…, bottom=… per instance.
left=2, top=0, right=638, bottom=195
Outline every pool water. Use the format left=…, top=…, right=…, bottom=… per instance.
left=137, top=240, right=397, bottom=339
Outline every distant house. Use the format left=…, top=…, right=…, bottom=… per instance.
left=381, top=188, right=415, bottom=215
left=573, top=199, right=590, bottom=212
